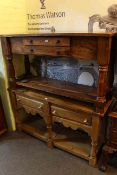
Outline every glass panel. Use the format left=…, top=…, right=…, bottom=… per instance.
left=32, top=56, right=99, bottom=87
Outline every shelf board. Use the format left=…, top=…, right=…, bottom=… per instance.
left=54, top=139, right=90, bottom=160
left=53, top=124, right=91, bottom=160
left=20, top=117, right=48, bottom=142
left=19, top=117, right=91, bottom=161
left=17, top=77, right=97, bottom=103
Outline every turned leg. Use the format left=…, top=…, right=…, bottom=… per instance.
left=98, top=145, right=109, bottom=172
left=89, top=141, right=98, bottom=166
left=96, top=66, right=108, bottom=114
left=44, top=100, right=53, bottom=148
left=15, top=107, right=24, bottom=132
left=47, top=124, right=53, bottom=148
left=16, top=120, right=22, bottom=132
left=89, top=116, right=101, bottom=167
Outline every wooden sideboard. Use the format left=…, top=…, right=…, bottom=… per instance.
left=1, top=33, right=117, bottom=166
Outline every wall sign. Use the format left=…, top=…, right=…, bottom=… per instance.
left=26, top=0, right=117, bottom=34
left=26, top=0, right=67, bottom=33
left=0, top=1, right=117, bottom=34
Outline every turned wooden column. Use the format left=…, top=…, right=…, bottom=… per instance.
left=44, top=98, right=53, bottom=148
left=97, top=65, right=108, bottom=113
left=97, top=37, right=113, bottom=114
left=89, top=115, right=101, bottom=166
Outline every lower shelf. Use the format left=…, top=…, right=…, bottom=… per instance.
left=53, top=123, right=91, bottom=160
left=19, top=117, right=91, bottom=161
left=20, top=116, right=48, bottom=142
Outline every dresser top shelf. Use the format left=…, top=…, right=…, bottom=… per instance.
left=2, top=33, right=116, bottom=115
left=1, top=32, right=117, bottom=38
left=16, top=77, right=97, bottom=103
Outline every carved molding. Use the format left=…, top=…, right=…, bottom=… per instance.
left=98, top=66, right=108, bottom=72
left=103, top=145, right=117, bottom=154
left=19, top=104, right=47, bottom=122
left=97, top=96, right=106, bottom=104
left=53, top=116, right=92, bottom=136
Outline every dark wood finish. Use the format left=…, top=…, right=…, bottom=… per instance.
left=24, top=55, right=31, bottom=77
left=99, top=100, right=117, bottom=171
left=23, top=37, right=70, bottom=46
left=1, top=33, right=117, bottom=167
left=71, top=36, right=97, bottom=60
left=16, top=77, right=97, bottom=103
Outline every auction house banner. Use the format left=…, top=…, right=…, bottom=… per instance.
left=26, top=0, right=117, bottom=33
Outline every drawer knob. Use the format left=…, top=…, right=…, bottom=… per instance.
left=52, top=110, right=56, bottom=115
left=83, top=119, right=88, bottom=123
left=30, top=49, right=34, bottom=53
left=45, top=40, right=49, bottom=43
left=30, top=40, right=33, bottom=44
left=56, top=40, right=60, bottom=44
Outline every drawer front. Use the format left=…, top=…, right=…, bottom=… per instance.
left=22, top=46, right=70, bottom=56
left=10, top=38, right=70, bottom=56
left=51, top=106, right=92, bottom=126
left=23, top=37, right=70, bottom=47
left=71, top=37, right=97, bottom=60
left=16, top=95, right=44, bottom=113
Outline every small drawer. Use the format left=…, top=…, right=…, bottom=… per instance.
left=23, top=37, right=70, bottom=47
left=23, top=46, right=70, bottom=56
left=16, top=95, right=44, bottom=113
left=51, top=106, right=92, bottom=126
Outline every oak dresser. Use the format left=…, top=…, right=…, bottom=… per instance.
left=1, top=33, right=117, bottom=166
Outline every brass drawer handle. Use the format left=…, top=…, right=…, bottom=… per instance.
left=83, top=119, right=88, bottom=123
left=45, top=39, right=49, bottom=43
left=52, top=110, right=57, bottom=115
left=38, top=105, right=43, bottom=110
left=44, top=97, right=48, bottom=101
